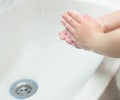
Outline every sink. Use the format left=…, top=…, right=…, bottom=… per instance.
left=0, top=0, right=119, bottom=100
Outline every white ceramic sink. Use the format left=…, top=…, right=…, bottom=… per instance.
left=0, top=0, right=119, bottom=100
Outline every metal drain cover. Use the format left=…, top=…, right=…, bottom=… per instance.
left=10, top=79, right=38, bottom=99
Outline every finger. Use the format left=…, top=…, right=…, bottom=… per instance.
left=65, top=36, right=73, bottom=44
left=61, top=19, right=76, bottom=35
left=71, top=42, right=80, bottom=48
left=62, top=13, right=79, bottom=29
left=65, top=31, right=80, bottom=48
left=67, top=10, right=83, bottom=24
left=65, top=31, right=75, bottom=42
left=59, top=30, right=81, bottom=48
left=59, top=30, right=66, bottom=40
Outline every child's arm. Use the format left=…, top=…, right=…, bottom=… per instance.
left=61, top=10, right=120, bottom=58
left=91, top=29, right=120, bottom=58
left=59, top=10, right=120, bottom=47
left=99, top=10, right=120, bottom=32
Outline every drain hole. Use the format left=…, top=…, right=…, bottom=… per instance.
left=10, top=79, right=38, bottom=99
left=25, top=89, right=28, bottom=91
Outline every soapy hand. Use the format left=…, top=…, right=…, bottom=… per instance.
left=59, top=10, right=104, bottom=50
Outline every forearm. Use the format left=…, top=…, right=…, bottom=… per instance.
left=91, top=29, right=120, bottom=58
left=99, top=10, right=120, bottom=32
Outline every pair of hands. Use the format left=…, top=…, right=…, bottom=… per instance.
left=59, top=10, right=104, bottom=50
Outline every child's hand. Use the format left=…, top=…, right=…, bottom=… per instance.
left=59, top=10, right=104, bottom=50
left=59, top=30, right=79, bottom=48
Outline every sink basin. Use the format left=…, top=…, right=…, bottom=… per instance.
left=0, top=0, right=119, bottom=100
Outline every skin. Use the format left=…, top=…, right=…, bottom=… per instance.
left=59, top=10, right=120, bottom=47
left=59, top=10, right=120, bottom=58
left=99, top=10, right=120, bottom=32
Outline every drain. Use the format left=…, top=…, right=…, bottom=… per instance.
left=9, top=79, right=38, bottom=99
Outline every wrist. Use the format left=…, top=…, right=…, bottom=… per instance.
left=98, top=17, right=109, bottom=33
left=89, top=33, right=106, bottom=53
